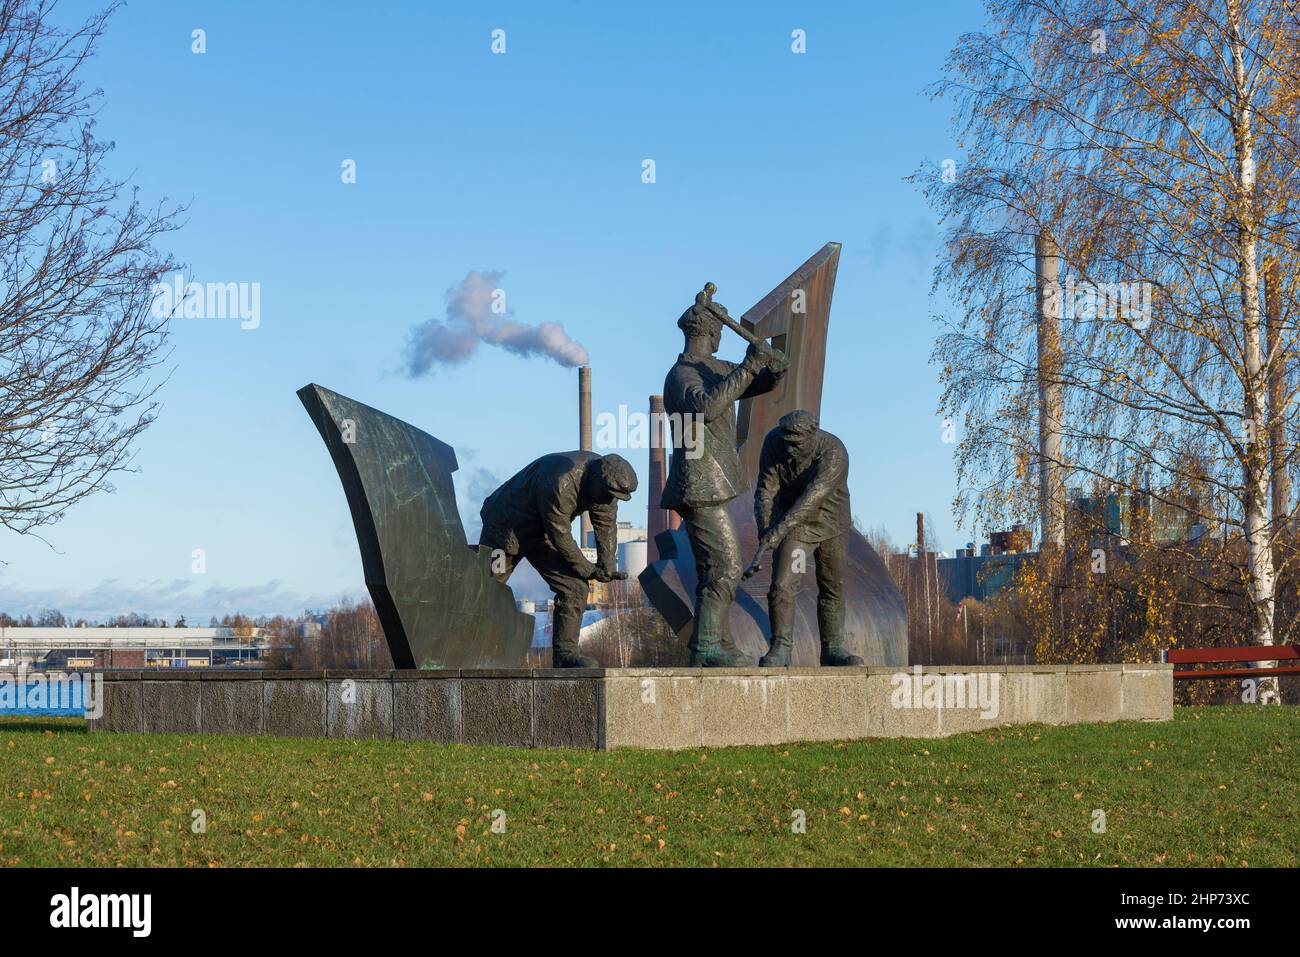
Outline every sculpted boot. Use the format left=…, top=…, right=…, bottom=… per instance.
left=689, top=601, right=753, bottom=667
left=818, top=606, right=863, bottom=667
left=820, top=645, right=863, bottom=667
left=552, top=591, right=599, bottom=668
left=554, top=648, right=599, bottom=668
left=759, top=635, right=792, bottom=667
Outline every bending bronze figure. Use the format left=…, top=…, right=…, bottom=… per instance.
left=748, top=411, right=864, bottom=667
left=479, top=451, right=637, bottom=668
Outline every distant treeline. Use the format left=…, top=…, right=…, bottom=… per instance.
left=0, top=610, right=288, bottom=629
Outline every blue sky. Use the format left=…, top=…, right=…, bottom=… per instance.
left=0, top=0, right=986, bottom=621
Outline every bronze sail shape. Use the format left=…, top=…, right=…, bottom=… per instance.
left=298, top=383, right=534, bottom=669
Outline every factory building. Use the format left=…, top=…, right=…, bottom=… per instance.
left=0, top=627, right=272, bottom=670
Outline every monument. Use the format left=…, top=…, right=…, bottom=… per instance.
left=639, top=243, right=909, bottom=667
left=298, top=243, right=907, bottom=672
left=85, top=247, right=1172, bottom=748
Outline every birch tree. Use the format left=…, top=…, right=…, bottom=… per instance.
left=919, top=0, right=1300, bottom=693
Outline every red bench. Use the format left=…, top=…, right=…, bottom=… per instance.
left=1165, top=645, right=1300, bottom=680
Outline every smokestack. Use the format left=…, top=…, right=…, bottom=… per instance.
left=916, top=512, right=925, bottom=555
left=1036, top=230, right=1065, bottom=550
left=1266, top=257, right=1289, bottom=543
left=648, top=395, right=669, bottom=559
left=579, top=366, right=593, bottom=546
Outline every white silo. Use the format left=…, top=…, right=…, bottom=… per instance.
left=618, top=540, right=649, bottom=580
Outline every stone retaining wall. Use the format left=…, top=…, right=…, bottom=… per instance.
left=86, top=665, right=1172, bottom=750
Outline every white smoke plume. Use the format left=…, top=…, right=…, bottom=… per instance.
left=402, top=270, right=589, bottom=375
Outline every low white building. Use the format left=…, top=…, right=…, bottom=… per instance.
left=0, top=626, right=272, bottom=669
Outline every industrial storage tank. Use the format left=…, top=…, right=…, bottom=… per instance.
left=617, top=540, right=649, bottom=580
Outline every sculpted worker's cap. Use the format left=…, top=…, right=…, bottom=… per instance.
left=678, top=282, right=725, bottom=337
left=678, top=303, right=722, bottom=337
left=779, top=410, right=819, bottom=436
left=597, top=453, right=638, bottom=500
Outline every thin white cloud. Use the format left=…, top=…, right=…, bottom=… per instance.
left=0, top=578, right=363, bottom=622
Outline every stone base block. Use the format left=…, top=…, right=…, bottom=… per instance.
left=264, top=678, right=326, bottom=738
left=327, top=678, right=394, bottom=739
left=201, top=679, right=263, bottom=736
left=393, top=676, right=461, bottom=743
left=143, top=679, right=201, bottom=734
left=462, top=674, right=533, bottom=747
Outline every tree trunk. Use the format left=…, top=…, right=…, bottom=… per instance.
left=1229, top=0, right=1279, bottom=701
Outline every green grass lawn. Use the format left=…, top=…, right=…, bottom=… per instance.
left=1, top=706, right=1296, bottom=867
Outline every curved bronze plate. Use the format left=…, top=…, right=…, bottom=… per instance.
left=299, top=383, right=534, bottom=669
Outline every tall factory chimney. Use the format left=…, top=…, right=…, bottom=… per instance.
left=1265, top=257, right=1289, bottom=543
left=648, top=394, right=669, bottom=559
left=579, top=366, right=593, bottom=547
left=1035, top=230, right=1066, bottom=551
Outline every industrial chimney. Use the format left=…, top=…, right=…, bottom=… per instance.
left=1035, top=230, right=1065, bottom=551
left=1266, top=257, right=1289, bottom=541
left=579, top=366, right=593, bottom=546
left=648, top=394, right=669, bottom=559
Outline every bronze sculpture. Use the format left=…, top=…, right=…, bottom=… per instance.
left=298, top=383, right=534, bottom=669
left=661, top=285, right=788, bottom=666
left=303, top=244, right=907, bottom=673
left=746, top=411, right=864, bottom=667
left=640, top=244, right=909, bottom=667
left=479, top=451, right=637, bottom=667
